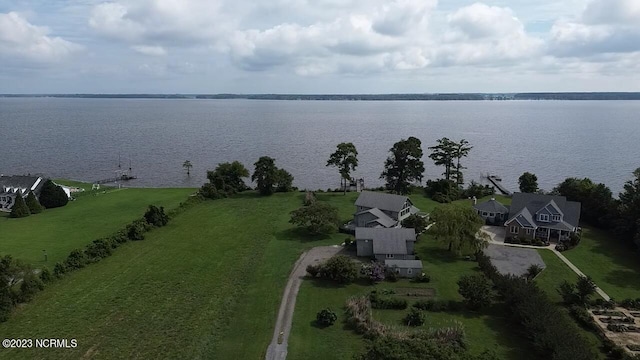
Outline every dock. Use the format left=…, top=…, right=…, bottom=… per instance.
left=487, top=175, right=511, bottom=196
left=94, top=174, right=137, bottom=184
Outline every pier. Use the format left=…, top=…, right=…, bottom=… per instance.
left=487, top=175, right=511, bottom=196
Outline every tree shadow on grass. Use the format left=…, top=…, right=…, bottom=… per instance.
left=276, top=227, right=332, bottom=243
left=604, top=269, right=640, bottom=291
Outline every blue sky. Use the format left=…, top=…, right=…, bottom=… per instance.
left=1, top=0, right=639, bottom=93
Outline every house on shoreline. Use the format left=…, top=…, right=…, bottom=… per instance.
left=355, top=227, right=422, bottom=277
left=473, top=197, right=509, bottom=225
left=504, top=193, right=581, bottom=242
left=0, top=175, right=46, bottom=212
left=352, top=191, right=420, bottom=228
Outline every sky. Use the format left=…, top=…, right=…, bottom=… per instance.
left=1, top=0, right=639, bottom=93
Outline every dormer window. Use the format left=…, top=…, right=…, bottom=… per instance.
left=538, top=214, right=549, bottom=222
left=552, top=215, right=561, bottom=222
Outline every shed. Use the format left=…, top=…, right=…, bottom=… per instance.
left=384, top=259, right=423, bottom=278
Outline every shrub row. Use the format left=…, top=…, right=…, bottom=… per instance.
left=620, top=298, right=640, bottom=310
left=504, top=236, right=548, bottom=247
left=413, top=299, right=462, bottom=312
left=0, top=203, right=184, bottom=323
left=476, top=252, right=600, bottom=360
left=369, top=291, right=408, bottom=310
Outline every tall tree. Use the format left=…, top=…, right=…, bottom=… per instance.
left=428, top=137, right=455, bottom=181
left=182, top=160, right=193, bottom=176
left=380, top=137, right=425, bottom=195
left=252, top=156, right=278, bottom=195
left=553, top=177, right=616, bottom=228
left=25, top=191, right=43, bottom=214
left=326, top=142, right=358, bottom=195
left=518, top=172, right=539, bottom=193
left=208, top=161, right=250, bottom=193
left=617, top=168, right=640, bottom=248
left=452, top=139, right=472, bottom=185
left=275, top=168, right=294, bottom=193
left=39, top=180, right=68, bottom=209
left=428, top=204, right=488, bottom=254
left=10, top=195, right=30, bottom=218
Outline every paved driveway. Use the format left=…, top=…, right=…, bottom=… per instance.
left=481, top=225, right=506, bottom=243
left=484, top=244, right=546, bottom=277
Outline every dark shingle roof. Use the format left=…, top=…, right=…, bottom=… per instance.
left=355, top=208, right=396, bottom=228
left=356, top=228, right=416, bottom=255
left=355, top=191, right=411, bottom=213
left=473, top=198, right=509, bottom=214
left=0, top=176, right=44, bottom=196
left=506, top=193, right=581, bottom=229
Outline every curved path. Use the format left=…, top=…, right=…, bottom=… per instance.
left=265, top=245, right=343, bottom=360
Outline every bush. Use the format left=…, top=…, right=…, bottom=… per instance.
left=318, top=256, right=358, bottom=284
left=457, top=274, right=492, bottom=310
left=144, top=205, right=169, bottom=227
left=424, top=179, right=460, bottom=203
left=25, top=191, right=43, bottom=214
left=316, top=308, right=338, bottom=327
left=412, top=273, right=431, bottom=283
left=9, top=195, right=30, bottom=218
left=53, top=262, right=67, bottom=278
left=525, top=264, right=543, bottom=280
left=385, top=268, right=399, bottom=282
left=306, top=264, right=320, bottom=278
left=576, top=275, right=596, bottom=304
left=401, top=214, right=429, bottom=234
left=39, top=180, right=69, bottom=208
left=555, top=244, right=567, bottom=252
left=413, top=299, right=451, bottom=312
left=39, top=267, right=52, bottom=283
left=126, top=219, right=149, bottom=241
left=569, top=305, right=595, bottom=329
left=461, top=180, right=495, bottom=199
left=362, top=261, right=385, bottom=283
left=370, top=291, right=408, bottom=310
left=64, top=249, right=88, bottom=270
left=557, top=280, right=580, bottom=305
left=404, top=308, right=426, bottom=326
left=18, top=271, right=44, bottom=302
left=85, top=239, right=113, bottom=261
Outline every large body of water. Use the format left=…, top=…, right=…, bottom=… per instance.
left=1, top=98, right=638, bottom=195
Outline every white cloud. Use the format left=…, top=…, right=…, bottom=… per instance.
left=549, top=0, right=640, bottom=57
left=0, top=12, right=80, bottom=63
left=131, top=45, right=167, bottom=56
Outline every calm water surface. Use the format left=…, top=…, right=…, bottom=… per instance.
left=1, top=98, right=638, bottom=194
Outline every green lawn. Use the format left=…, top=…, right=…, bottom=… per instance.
left=0, top=185, right=194, bottom=265
left=562, top=226, right=640, bottom=300
left=289, top=233, right=537, bottom=360
left=535, top=249, right=583, bottom=303
left=0, top=192, right=347, bottom=359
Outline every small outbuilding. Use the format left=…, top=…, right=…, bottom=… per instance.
left=384, top=259, right=423, bottom=278
left=473, top=198, right=509, bottom=225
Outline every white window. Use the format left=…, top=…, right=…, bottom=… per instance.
left=510, top=226, right=519, bottom=234
left=386, top=254, right=394, bottom=259
left=539, top=214, right=549, bottom=222
left=525, top=229, right=531, bottom=235
left=407, top=268, right=413, bottom=275
left=552, top=215, right=560, bottom=222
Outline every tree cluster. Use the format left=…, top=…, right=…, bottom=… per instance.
left=457, top=274, right=492, bottom=310
left=201, top=161, right=250, bottom=199
left=306, top=255, right=358, bottom=284
left=401, top=214, right=429, bottom=234
left=381, top=137, right=425, bottom=195
left=252, top=156, right=294, bottom=195
left=289, top=201, right=340, bottom=234
left=0, top=255, right=43, bottom=321
left=476, top=252, right=600, bottom=360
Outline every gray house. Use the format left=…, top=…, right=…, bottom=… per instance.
left=384, top=259, right=423, bottom=278
left=473, top=198, right=509, bottom=225
left=353, top=191, right=420, bottom=228
left=355, top=227, right=416, bottom=261
left=504, top=193, right=581, bottom=242
left=0, top=175, right=46, bottom=212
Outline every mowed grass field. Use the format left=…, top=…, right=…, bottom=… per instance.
left=0, top=185, right=194, bottom=265
left=0, top=191, right=353, bottom=359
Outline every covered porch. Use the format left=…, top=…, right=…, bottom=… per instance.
left=534, top=227, right=572, bottom=242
